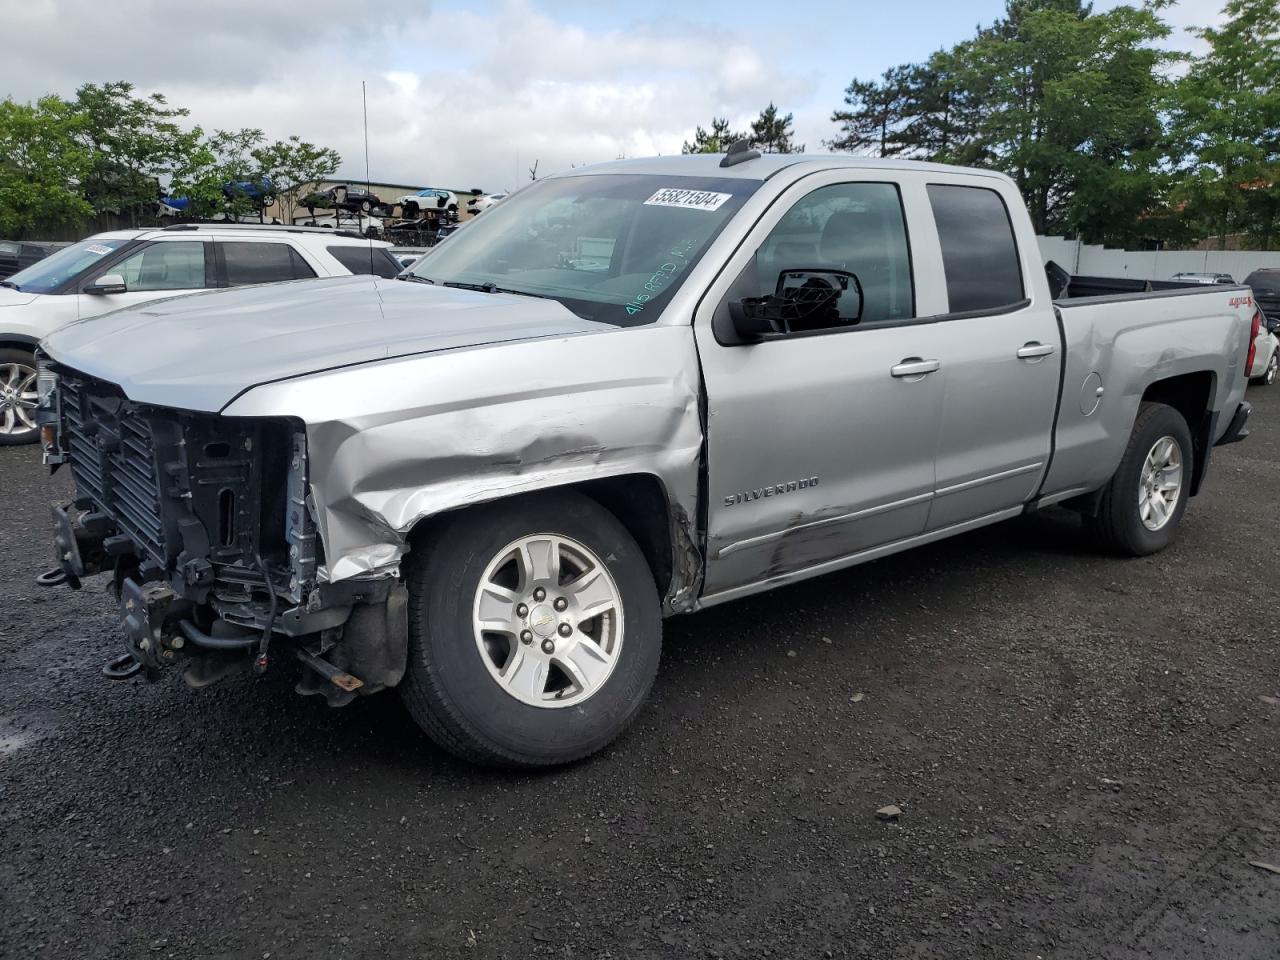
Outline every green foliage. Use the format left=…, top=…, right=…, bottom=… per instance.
left=72, top=81, right=196, bottom=221
left=1169, top=0, right=1280, bottom=248
left=682, top=117, right=747, bottom=154
left=749, top=103, right=804, bottom=154
left=0, top=82, right=343, bottom=237
left=826, top=0, right=1279, bottom=249
left=0, top=96, right=93, bottom=237
left=251, top=135, right=342, bottom=222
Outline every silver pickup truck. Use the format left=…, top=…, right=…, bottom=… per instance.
left=36, top=148, right=1259, bottom=767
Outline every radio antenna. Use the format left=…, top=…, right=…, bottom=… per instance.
left=362, top=80, right=374, bottom=274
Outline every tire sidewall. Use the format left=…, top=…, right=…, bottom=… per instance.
left=405, top=494, right=661, bottom=764
left=1115, top=406, right=1193, bottom=554
left=0, top=347, right=39, bottom=446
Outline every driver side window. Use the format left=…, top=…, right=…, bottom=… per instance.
left=754, top=182, right=914, bottom=325
left=110, top=241, right=208, bottom=292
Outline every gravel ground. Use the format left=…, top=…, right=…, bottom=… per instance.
left=2, top=386, right=1278, bottom=960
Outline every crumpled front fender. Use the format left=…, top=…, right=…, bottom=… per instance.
left=223, top=325, right=706, bottom=612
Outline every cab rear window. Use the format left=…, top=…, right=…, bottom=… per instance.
left=328, top=245, right=402, bottom=279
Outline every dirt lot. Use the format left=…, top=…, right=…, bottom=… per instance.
left=2, top=384, right=1278, bottom=960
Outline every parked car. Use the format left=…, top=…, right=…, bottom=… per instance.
left=1170, top=271, right=1236, bottom=285
left=222, top=176, right=275, bottom=208
left=293, top=213, right=385, bottom=237
left=1248, top=308, right=1280, bottom=385
left=36, top=152, right=1256, bottom=767
left=1244, top=268, right=1280, bottom=324
left=0, top=223, right=400, bottom=444
left=0, top=240, right=53, bottom=280
left=397, top=188, right=458, bottom=216
left=300, top=185, right=384, bottom=214
left=467, top=192, right=507, bottom=215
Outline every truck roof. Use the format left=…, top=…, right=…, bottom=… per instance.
left=555, top=152, right=1014, bottom=183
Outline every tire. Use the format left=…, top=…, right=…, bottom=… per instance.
left=399, top=491, right=662, bottom=767
left=0, top=347, right=40, bottom=446
left=360, top=199, right=372, bottom=213
left=1084, top=401, right=1192, bottom=556
left=1254, top=351, right=1278, bottom=386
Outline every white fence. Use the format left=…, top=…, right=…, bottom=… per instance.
left=1036, top=235, right=1278, bottom=283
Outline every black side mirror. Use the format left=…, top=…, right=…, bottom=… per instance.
left=1267, top=316, right=1279, bottom=334
left=729, top=269, right=862, bottom=341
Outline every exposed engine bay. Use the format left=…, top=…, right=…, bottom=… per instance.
left=40, top=365, right=406, bottom=701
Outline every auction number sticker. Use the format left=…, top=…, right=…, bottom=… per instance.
left=644, top=188, right=732, bottom=212
left=85, top=243, right=113, bottom=256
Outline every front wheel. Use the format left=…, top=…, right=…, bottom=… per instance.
left=1084, top=401, right=1192, bottom=556
left=0, top=348, right=40, bottom=446
left=399, top=491, right=662, bottom=767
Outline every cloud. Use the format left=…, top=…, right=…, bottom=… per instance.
left=0, top=0, right=820, bottom=191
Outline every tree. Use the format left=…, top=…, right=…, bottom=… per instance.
left=682, top=117, right=747, bottom=154
left=827, top=68, right=913, bottom=157
left=251, top=135, right=341, bottom=223
left=1170, top=0, right=1280, bottom=248
left=168, top=128, right=266, bottom=220
left=0, top=96, right=92, bottom=237
left=750, top=103, right=804, bottom=154
left=71, top=81, right=197, bottom=224
left=828, top=0, right=1180, bottom=245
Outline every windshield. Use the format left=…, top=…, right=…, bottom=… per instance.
left=407, top=174, right=758, bottom=325
left=4, top=237, right=132, bottom=294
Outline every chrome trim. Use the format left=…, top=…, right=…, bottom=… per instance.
left=714, top=491, right=933, bottom=559
left=934, top=462, right=1043, bottom=498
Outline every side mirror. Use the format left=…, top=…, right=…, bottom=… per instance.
left=728, top=269, right=862, bottom=341
left=85, top=273, right=126, bottom=295
left=1266, top=316, right=1279, bottom=334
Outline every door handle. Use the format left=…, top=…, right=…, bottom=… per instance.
left=890, top=358, right=941, bottom=379
left=1017, top=342, right=1056, bottom=361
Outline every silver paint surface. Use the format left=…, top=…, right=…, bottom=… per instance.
left=38, top=153, right=1256, bottom=618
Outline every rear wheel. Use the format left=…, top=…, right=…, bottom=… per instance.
left=0, top=348, right=39, bottom=446
left=399, top=492, right=662, bottom=767
left=1084, top=401, right=1192, bottom=555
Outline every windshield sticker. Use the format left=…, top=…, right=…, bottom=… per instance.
left=644, top=188, right=732, bottom=212
left=84, top=243, right=113, bottom=256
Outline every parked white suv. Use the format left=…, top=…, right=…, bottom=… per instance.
left=0, top=223, right=402, bottom=444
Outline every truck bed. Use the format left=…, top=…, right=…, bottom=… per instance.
left=1040, top=266, right=1254, bottom=502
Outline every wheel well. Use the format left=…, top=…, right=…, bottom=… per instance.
left=0, top=338, right=37, bottom=355
left=1141, top=371, right=1214, bottom=495
left=405, top=474, right=676, bottom=599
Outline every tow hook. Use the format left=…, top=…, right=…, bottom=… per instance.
left=35, top=568, right=68, bottom=588
left=102, top=653, right=144, bottom=681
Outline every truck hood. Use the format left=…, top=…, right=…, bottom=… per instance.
left=41, top=275, right=603, bottom=412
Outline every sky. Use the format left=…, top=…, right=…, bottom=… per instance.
left=0, top=0, right=1229, bottom=193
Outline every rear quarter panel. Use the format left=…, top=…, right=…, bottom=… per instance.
left=1044, top=288, right=1253, bottom=496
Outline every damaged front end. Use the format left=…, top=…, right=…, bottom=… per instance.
left=38, top=364, right=405, bottom=703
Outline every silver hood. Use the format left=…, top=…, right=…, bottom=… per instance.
left=40, top=275, right=601, bottom=411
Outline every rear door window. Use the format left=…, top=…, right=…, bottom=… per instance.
left=220, top=242, right=316, bottom=286
left=927, top=184, right=1025, bottom=313
left=327, top=245, right=403, bottom=278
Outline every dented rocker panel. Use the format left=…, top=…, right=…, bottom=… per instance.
left=222, top=325, right=706, bottom=613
